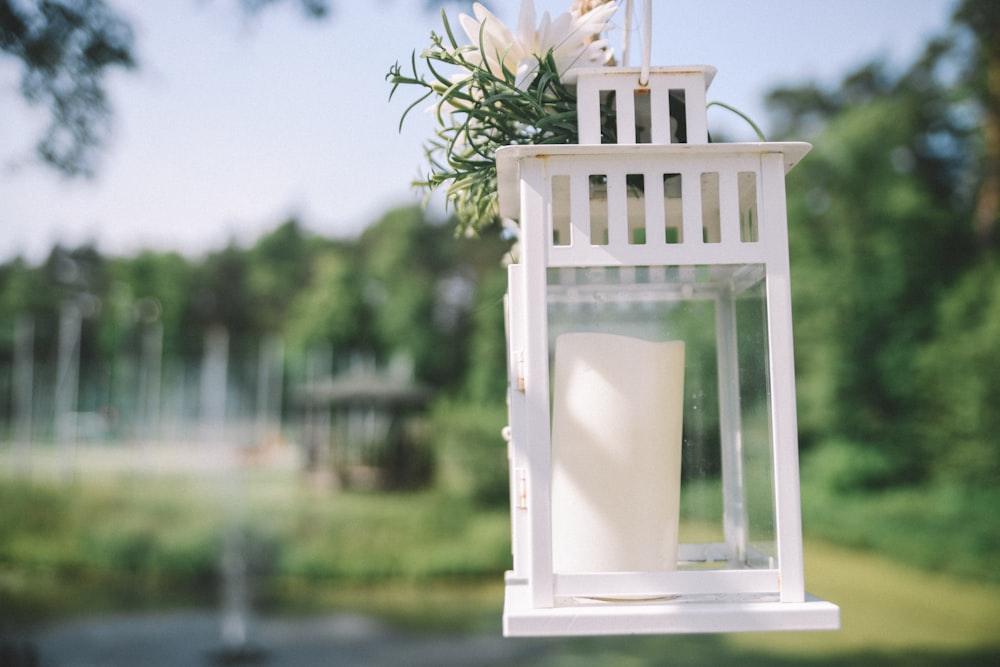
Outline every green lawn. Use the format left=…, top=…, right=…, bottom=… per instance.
left=1, top=461, right=998, bottom=665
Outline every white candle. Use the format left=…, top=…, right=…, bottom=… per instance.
left=551, top=333, right=685, bottom=573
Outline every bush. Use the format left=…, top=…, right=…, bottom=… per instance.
left=800, top=441, right=1000, bottom=581
left=801, top=438, right=917, bottom=494
left=429, top=399, right=510, bottom=507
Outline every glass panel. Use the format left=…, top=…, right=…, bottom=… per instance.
left=545, top=264, right=776, bottom=574
left=734, top=275, right=776, bottom=565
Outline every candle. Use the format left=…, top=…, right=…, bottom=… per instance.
left=551, top=332, right=685, bottom=573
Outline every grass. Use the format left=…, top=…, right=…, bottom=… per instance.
left=511, top=538, right=1000, bottom=666
left=1, top=449, right=999, bottom=665
left=0, top=465, right=512, bottom=627
left=800, top=443, right=1000, bottom=583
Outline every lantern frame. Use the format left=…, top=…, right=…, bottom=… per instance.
left=499, top=66, right=839, bottom=636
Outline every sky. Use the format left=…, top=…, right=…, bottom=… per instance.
left=0, top=0, right=958, bottom=264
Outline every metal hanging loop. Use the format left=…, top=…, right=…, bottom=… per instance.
left=622, top=0, right=633, bottom=66
left=623, top=0, right=653, bottom=86
left=639, top=1, right=651, bottom=86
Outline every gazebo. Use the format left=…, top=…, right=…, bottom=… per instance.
left=297, top=359, right=431, bottom=490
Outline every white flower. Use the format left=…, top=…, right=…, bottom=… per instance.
left=459, top=0, right=617, bottom=90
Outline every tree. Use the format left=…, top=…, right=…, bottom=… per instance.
left=109, top=249, right=195, bottom=360
left=766, top=2, right=1000, bottom=492
left=0, top=0, right=135, bottom=176
left=181, top=243, right=260, bottom=364
left=357, top=206, right=457, bottom=384
left=914, top=260, right=1000, bottom=486
left=284, top=242, right=365, bottom=351
left=0, top=0, right=468, bottom=177
left=246, top=219, right=319, bottom=333
left=461, top=259, right=508, bottom=404
left=954, top=0, right=1000, bottom=248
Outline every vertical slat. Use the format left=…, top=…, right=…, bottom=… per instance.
left=645, top=169, right=666, bottom=247
left=570, top=170, right=592, bottom=247
left=519, top=157, right=555, bottom=608
left=684, top=75, right=709, bottom=144
left=718, top=169, right=739, bottom=245
left=615, top=81, right=637, bottom=145
left=701, top=172, right=721, bottom=244
left=716, top=287, right=748, bottom=565
left=606, top=170, right=629, bottom=247
left=649, top=82, right=671, bottom=144
left=681, top=168, right=704, bottom=246
left=577, top=76, right=602, bottom=144
left=505, top=264, right=528, bottom=576
left=760, top=152, right=805, bottom=603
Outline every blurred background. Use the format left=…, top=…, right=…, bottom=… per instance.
left=1, top=0, right=999, bottom=665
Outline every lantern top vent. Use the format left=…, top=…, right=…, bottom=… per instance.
left=570, top=65, right=717, bottom=146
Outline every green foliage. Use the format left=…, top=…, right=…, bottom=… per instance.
left=914, top=259, right=1000, bottom=486
left=778, top=37, right=982, bottom=486
left=0, top=204, right=512, bottom=440
left=387, top=13, right=610, bottom=234
left=0, top=0, right=136, bottom=176
left=4, top=472, right=1000, bottom=662
left=284, top=243, right=365, bottom=349
left=461, top=262, right=508, bottom=404
left=3, top=3, right=1000, bottom=623
left=800, top=438, right=910, bottom=495
left=246, top=219, right=319, bottom=333
left=429, top=399, right=509, bottom=507
left=0, top=472, right=511, bottom=620
left=359, top=206, right=449, bottom=376
left=801, top=441, right=1000, bottom=582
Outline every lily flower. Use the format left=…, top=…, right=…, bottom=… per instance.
left=459, top=0, right=617, bottom=90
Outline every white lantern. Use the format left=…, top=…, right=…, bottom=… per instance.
left=499, top=65, right=840, bottom=636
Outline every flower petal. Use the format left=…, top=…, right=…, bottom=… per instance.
left=514, top=58, right=539, bottom=90
left=516, top=0, right=537, bottom=52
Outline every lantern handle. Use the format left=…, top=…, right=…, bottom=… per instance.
left=621, top=0, right=653, bottom=86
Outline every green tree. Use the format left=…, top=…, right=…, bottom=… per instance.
left=461, top=265, right=507, bottom=405
left=954, top=0, right=1000, bottom=248
left=351, top=205, right=510, bottom=392
left=246, top=219, right=319, bottom=333
left=772, top=38, right=978, bottom=487
left=284, top=241, right=366, bottom=351
left=180, top=242, right=260, bottom=366
left=914, top=260, right=1000, bottom=486
left=0, top=0, right=135, bottom=176
left=109, top=250, right=194, bottom=360
left=767, top=0, right=1000, bottom=492
left=0, top=0, right=467, bottom=177
left=358, top=206, right=457, bottom=385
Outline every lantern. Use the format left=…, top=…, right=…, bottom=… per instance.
left=499, top=65, right=840, bottom=636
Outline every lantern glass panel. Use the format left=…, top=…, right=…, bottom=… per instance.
left=545, top=263, right=777, bottom=573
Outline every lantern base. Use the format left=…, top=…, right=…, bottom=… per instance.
left=502, top=575, right=840, bottom=637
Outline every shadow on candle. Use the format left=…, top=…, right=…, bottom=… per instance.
left=551, top=333, right=685, bottom=575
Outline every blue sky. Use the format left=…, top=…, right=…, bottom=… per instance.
left=0, top=0, right=957, bottom=263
